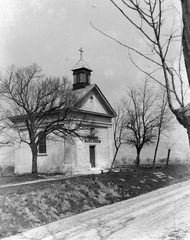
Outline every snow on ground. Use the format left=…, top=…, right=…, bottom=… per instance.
left=4, top=180, right=190, bottom=240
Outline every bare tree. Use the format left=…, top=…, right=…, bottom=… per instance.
left=91, top=0, right=190, bottom=146
left=152, top=89, right=174, bottom=168
left=110, top=98, right=128, bottom=172
left=0, top=110, right=14, bottom=146
left=0, top=125, right=13, bottom=146
left=0, top=63, right=87, bottom=174
left=164, top=135, right=181, bottom=168
left=125, top=81, right=158, bottom=168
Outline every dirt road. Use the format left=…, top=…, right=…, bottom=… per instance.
left=4, top=180, right=190, bottom=240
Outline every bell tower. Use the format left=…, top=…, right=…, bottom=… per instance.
left=72, top=48, right=93, bottom=90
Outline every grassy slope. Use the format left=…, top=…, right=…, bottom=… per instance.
left=0, top=164, right=190, bottom=238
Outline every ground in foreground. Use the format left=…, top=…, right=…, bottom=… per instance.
left=0, top=163, right=190, bottom=238
left=4, top=179, right=190, bottom=240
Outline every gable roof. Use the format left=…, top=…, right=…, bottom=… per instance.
left=74, top=84, right=116, bottom=117
left=9, top=84, right=116, bottom=124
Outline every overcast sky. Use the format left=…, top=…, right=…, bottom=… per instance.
left=0, top=0, right=189, bottom=147
left=0, top=0, right=136, bottom=103
left=0, top=0, right=182, bottom=102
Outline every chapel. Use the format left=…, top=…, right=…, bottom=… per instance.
left=13, top=50, right=116, bottom=174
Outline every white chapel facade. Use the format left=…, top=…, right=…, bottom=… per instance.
left=13, top=51, right=116, bottom=174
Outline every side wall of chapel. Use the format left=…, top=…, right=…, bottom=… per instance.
left=14, top=125, right=114, bottom=174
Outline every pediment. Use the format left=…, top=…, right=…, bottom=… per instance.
left=81, top=92, right=107, bottom=114
left=74, top=84, right=116, bottom=117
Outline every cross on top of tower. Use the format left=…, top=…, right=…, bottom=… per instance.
left=72, top=48, right=92, bottom=71
left=79, top=47, right=83, bottom=59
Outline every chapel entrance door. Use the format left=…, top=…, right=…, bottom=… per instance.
left=89, top=146, right=96, bottom=168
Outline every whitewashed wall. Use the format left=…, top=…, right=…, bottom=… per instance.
left=0, top=145, right=15, bottom=168
left=14, top=126, right=114, bottom=174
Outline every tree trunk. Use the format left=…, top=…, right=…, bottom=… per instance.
left=31, top=145, right=38, bottom=174
left=135, top=148, right=141, bottom=168
left=181, top=0, right=190, bottom=87
left=171, top=105, right=190, bottom=145
left=109, top=147, right=120, bottom=175
left=180, top=0, right=190, bottom=147
left=166, top=149, right=171, bottom=169
left=152, top=132, right=161, bottom=169
left=187, top=126, right=190, bottom=148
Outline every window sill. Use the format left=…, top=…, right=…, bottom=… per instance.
left=37, top=153, right=47, bottom=156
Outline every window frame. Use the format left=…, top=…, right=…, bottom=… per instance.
left=38, top=131, right=47, bottom=154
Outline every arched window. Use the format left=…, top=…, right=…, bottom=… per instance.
left=38, top=132, right=46, bottom=154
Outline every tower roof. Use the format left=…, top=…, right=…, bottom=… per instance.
left=72, top=47, right=92, bottom=71
left=72, top=57, right=92, bottom=71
